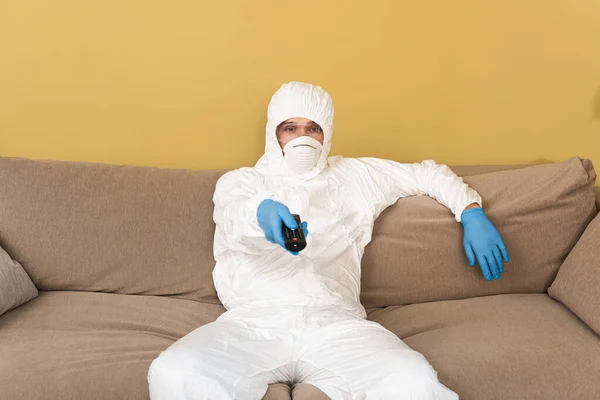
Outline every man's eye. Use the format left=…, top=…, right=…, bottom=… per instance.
left=285, top=127, right=295, bottom=132
left=310, top=126, right=322, bottom=132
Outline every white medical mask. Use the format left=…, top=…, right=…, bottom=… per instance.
left=282, top=136, right=323, bottom=174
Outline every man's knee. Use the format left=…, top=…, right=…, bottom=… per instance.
left=148, top=350, right=274, bottom=400
left=148, top=350, right=198, bottom=382
left=148, top=351, right=232, bottom=400
left=367, top=374, right=458, bottom=400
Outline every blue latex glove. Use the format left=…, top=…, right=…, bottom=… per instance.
left=461, top=207, right=509, bottom=281
left=257, top=199, right=309, bottom=256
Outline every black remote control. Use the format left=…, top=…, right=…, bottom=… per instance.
left=283, top=214, right=306, bottom=252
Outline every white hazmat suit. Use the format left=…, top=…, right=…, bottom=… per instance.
left=148, top=82, right=482, bottom=399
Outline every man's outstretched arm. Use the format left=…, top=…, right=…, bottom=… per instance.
left=213, top=169, right=308, bottom=256
left=213, top=169, right=279, bottom=254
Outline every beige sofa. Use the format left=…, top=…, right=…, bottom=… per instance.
left=1, top=155, right=599, bottom=400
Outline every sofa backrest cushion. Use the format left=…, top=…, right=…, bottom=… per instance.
left=1, top=156, right=596, bottom=308
left=361, top=157, right=597, bottom=308
left=0, top=156, right=223, bottom=303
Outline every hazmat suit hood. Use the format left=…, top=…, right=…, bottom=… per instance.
left=254, top=82, right=334, bottom=180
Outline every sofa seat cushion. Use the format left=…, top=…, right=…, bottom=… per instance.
left=263, top=383, right=292, bottom=400
left=368, top=293, right=600, bottom=400
left=291, top=383, right=330, bottom=399
left=0, top=291, right=293, bottom=400
left=0, top=291, right=225, bottom=399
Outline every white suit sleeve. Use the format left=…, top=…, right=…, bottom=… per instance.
left=356, top=158, right=482, bottom=222
left=213, top=168, right=279, bottom=252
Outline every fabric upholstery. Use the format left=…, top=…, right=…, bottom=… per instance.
left=292, top=383, right=330, bottom=399
left=0, top=290, right=290, bottom=399
left=0, top=244, right=38, bottom=316
left=0, top=291, right=225, bottom=399
left=549, top=212, right=600, bottom=335
left=0, top=156, right=224, bottom=303
left=368, top=293, right=600, bottom=400
left=263, top=384, right=292, bottom=400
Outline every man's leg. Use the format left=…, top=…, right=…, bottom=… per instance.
left=295, top=311, right=459, bottom=400
left=148, top=309, right=296, bottom=400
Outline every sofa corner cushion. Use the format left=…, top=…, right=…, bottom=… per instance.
left=0, top=244, right=38, bottom=316
left=549, top=211, right=600, bottom=335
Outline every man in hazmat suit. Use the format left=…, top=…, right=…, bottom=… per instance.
left=148, top=82, right=509, bottom=399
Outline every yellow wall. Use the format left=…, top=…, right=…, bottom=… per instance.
left=1, top=1, right=599, bottom=171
